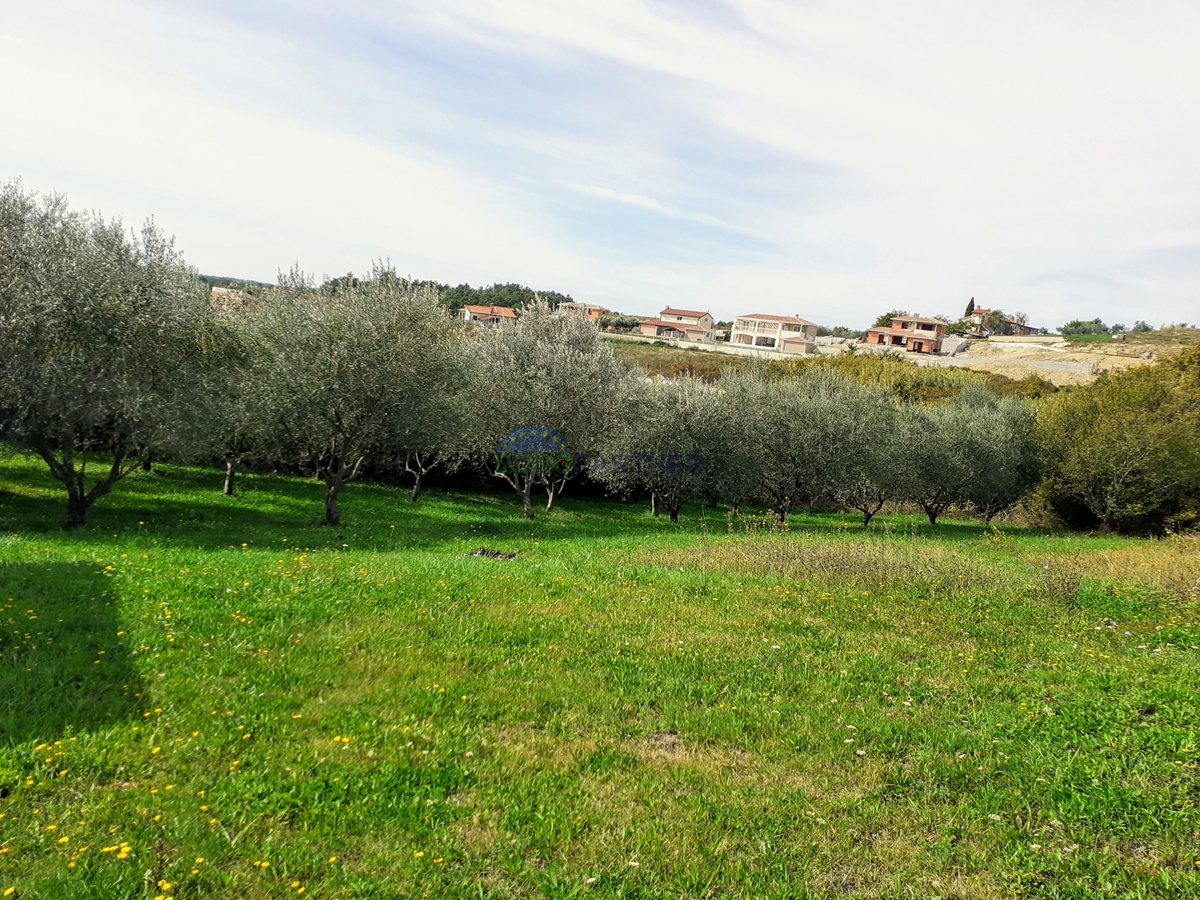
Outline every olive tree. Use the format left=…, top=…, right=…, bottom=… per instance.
left=243, top=264, right=461, bottom=525
left=591, top=376, right=741, bottom=522
left=732, top=370, right=892, bottom=522
left=0, top=182, right=228, bottom=526
left=833, top=401, right=919, bottom=526
left=963, top=392, right=1039, bottom=524
left=466, top=300, right=632, bottom=517
left=904, top=386, right=1036, bottom=526
left=904, top=399, right=974, bottom=525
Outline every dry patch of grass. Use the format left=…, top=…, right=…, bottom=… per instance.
left=637, top=532, right=995, bottom=593
left=1043, top=536, right=1200, bottom=601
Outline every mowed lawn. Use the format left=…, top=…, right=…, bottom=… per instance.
left=1, top=457, right=1199, bottom=900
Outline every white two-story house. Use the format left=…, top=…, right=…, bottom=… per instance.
left=729, top=314, right=818, bottom=354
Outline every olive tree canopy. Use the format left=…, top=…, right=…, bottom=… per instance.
left=242, top=264, right=462, bottom=525
left=733, top=370, right=892, bottom=522
left=1037, top=350, right=1200, bottom=533
left=904, top=386, right=1038, bottom=526
left=592, top=376, right=741, bottom=522
left=0, top=182, right=228, bottom=526
left=466, top=300, right=632, bottom=517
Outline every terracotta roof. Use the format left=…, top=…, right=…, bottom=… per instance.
left=780, top=334, right=815, bottom=342
left=660, top=308, right=710, bottom=318
left=889, top=315, right=944, bottom=326
left=737, top=314, right=817, bottom=326
left=462, top=304, right=517, bottom=318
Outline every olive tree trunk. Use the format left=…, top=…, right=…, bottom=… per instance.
left=315, top=453, right=365, bottom=526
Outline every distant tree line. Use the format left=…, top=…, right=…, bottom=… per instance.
left=199, top=274, right=275, bottom=290
left=2, top=182, right=1196, bottom=534
left=429, top=281, right=574, bottom=312
left=815, top=325, right=865, bottom=339
left=1056, top=314, right=1195, bottom=333
left=596, top=314, right=642, bottom=330
left=1060, top=318, right=1121, bottom=335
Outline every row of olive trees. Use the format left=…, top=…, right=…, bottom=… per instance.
left=0, top=182, right=1040, bottom=527
left=591, top=371, right=1038, bottom=525
left=0, top=183, right=637, bottom=525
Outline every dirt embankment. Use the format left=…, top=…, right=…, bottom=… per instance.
left=945, top=333, right=1199, bottom=385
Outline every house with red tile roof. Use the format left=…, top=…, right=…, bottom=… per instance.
left=638, top=306, right=715, bottom=341
left=966, top=308, right=1038, bottom=336
left=460, top=304, right=517, bottom=327
left=559, top=301, right=612, bottom=320
left=730, top=313, right=818, bottom=354
left=866, top=314, right=945, bottom=353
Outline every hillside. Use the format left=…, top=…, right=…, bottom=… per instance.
left=947, top=328, right=1200, bottom=385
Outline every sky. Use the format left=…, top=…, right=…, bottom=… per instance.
left=4, top=0, right=1200, bottom=329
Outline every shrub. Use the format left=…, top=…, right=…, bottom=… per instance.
left=1036, top=346, right=1200, bottom=533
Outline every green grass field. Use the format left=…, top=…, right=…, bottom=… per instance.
left=1, top=455, right=1199, bottom=899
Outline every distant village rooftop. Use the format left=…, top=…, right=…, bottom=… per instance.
left=461, top=304, right=517, bottom=318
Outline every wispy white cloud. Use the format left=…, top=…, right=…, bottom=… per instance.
left=3, top=0, right=1200, bottom=327
left=564, top=183, right=756, bottom=235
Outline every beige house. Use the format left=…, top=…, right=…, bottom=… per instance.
left=559, top=301, right=611, bottom=320
left=638, top=306, right=715, bottom=342
left=730, top=314, right=818, bottom=354
left=460, top=304, right=517, bottom=327
left=965, top=308, right=1037, bottom=337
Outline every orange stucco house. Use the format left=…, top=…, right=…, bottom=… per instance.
left=866, top=315, right=946, bottom=354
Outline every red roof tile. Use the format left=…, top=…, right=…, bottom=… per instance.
left=660, top=308, right=710, bottom=318
left=462, top=304, right=517, bottom=318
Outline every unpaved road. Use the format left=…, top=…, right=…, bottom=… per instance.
left=895, top=336, right=1174, bottom=384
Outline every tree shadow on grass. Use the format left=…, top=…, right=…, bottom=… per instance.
left=0, top=562, right=144, bottom=746
left=2, top=457, right=1029, bottom=555
left=1, top=465, right=723, bottom=551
